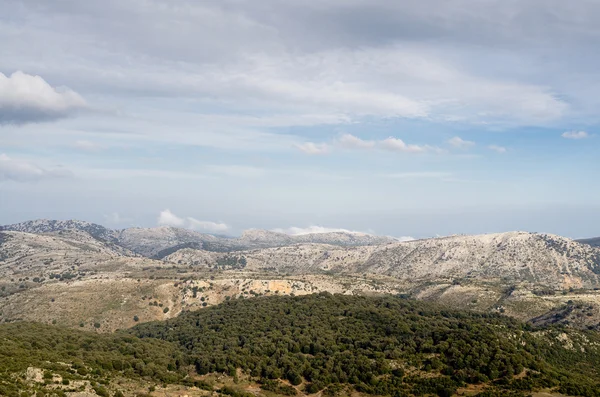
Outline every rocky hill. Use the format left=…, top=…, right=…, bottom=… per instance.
left=0, top=219, right=118, bottom=243
left=165, top=231, right=600, bottom=289
left=0, top=219, right=399, bottom=258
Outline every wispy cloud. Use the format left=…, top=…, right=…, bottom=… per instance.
left=293, top=142, right=330, bottom=155
left=157, top=209, right=229, bottom=233
left=561, top=131, right=589, bottom=139
left=448, top=136, right=475, bottom=149
left=296, top=134, right=442, bottom=155
left=380, top=137, right=431, bottom=153
left=0, top=71, right=86, bottom=125
left=0, top=154, right=72, bottom=182
left=488, top=145, right=507, bottom=153
left=337, top=133, right=376, bottom=149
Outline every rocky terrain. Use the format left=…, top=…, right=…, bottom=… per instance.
left=1, top=219, right=600, bottom=333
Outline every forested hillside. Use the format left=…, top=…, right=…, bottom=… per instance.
left=133, top=294, right=600, bottom=397
left=3, top=294, right=600, bottom=397
left=0, top=322, right=186, bottom=396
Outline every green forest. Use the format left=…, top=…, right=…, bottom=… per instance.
left=2, top=293, right=600, bottom=397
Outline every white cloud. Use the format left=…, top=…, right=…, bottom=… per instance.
left=187, top=218, right=229, bottom=233
left=448, top=136, right=475, bottom=149
left=157, top=209, right=229, bottom=233
left=157, top=209, right=186, bottom=227
left=294, top=142, right=330, bottom=155
left=0, top=153, right=72, bottom=182
left=337, top=133, right=375, bottom=149
left=380, top=137, right=428, bottom=153
left=488, top=145, right=507, bottom=153
left=0, top=71, right=86, bottom=125
left=561, top=131, right=589, bottom=139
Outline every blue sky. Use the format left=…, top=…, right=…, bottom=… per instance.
left=1, top=0, right=599, bottom=238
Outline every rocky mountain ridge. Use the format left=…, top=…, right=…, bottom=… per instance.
left=0, top=219, right=399, bottom=257
left=165, top=231, right=600, bottom=289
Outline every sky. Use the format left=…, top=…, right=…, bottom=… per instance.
left=1, top=0, right=599, bottom=239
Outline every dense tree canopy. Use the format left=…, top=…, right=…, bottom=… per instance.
left=133, top=293, right=600, bottom=397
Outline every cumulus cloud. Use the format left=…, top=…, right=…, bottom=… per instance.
left=293, top=142, right=330, bottom=155
left=561, top=131, right=589, bottom=139
left=0, top=153, right=72, bottom=182
left=488, top=145, right=507, bottom=153
left=337, top=134, right=375, bottom=149
left=448, top=136, right=475, bottom=149
left=380, top=137, right=428, bottom=153
left=157, top=209, right=186, bottom=227
left=157, top=209, right=229, bottom=233
left=0, top=71, right=86, bottom=125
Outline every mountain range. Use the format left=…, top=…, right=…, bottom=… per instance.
left=1, top=218, right=600, bottom=333
left=0, top=219, right=398, bottom=257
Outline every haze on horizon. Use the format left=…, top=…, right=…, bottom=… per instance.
left=1, top=0, right=599, bottom=239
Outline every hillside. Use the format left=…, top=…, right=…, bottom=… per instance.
left=165, top=231, right=600, bottom=289
left=3, top=294, right=600, bottom=397
left=579, top=237, right=600, bottom=248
